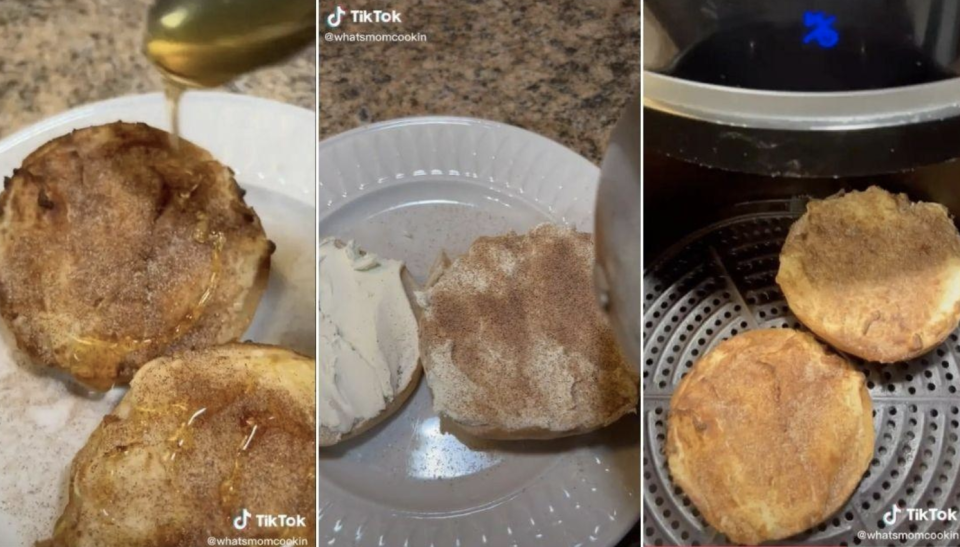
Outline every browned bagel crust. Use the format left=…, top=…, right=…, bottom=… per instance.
left=41, top=343, right=315, bottom=547
left=419, top=224, right=639, bottom=439
left=777, top=186, right=960, bottom=363
left=667, top=329, right=874, bottom=545
left=0, top=123, right=272, bottom=389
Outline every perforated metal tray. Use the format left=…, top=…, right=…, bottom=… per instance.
left=642, top=199, right=960, bottom=547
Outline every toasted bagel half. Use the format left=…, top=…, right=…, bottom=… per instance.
left=777, top=186, right=960, bottom=362
left=41, top=343, right=316, bottom=547
left=0, top=123, right=272, bottom=389
left=667, top=329, right=874, bottom=545
left=418, top=224, right=639, bottom=440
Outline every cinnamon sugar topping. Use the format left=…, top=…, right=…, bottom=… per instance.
left=420, top=223, right=639, bottom=435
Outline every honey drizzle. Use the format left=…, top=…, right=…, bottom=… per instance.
left=219, top=414, right=259, bottom=513
left=164, top=79, right=185, bottom=150
left=67, top=230, right=225, bottom=389
left=167, top=406, right=207, bottom=462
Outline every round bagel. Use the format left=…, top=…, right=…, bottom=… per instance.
left=418, top=224, right=639, bottom=440
left=667, top=329, right=874, bottom=545
left=777, top=186, right=960, bottom=363
left=43, top=343, right=315, bottom=547
left=0, top=122, right=272, bottom=390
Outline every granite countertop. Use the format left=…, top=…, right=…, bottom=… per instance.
left=319, top=0, right=640, bottom=165
left=0, top=0, right=315, bottom=139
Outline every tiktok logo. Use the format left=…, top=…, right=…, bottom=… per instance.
left=233, top=508, right=251, bottom=530
left=883, top=504, right=902, bottom=526
left=326, top=6, right=346, bottom=28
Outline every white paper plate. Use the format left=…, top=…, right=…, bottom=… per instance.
left=0, top=92, right=316, bottom=546
left=318, top=117, right=641, bottom=547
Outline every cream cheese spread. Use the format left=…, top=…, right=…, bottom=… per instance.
left=318, top=238, right=419, bottom=436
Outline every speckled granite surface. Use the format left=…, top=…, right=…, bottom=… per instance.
left=319, top=0, right=640, bottom=165
left=0, top=0, right=315, bottom=139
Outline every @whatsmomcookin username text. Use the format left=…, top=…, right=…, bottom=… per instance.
left=323, top=32, right=428, bottom=42
left=858, top=530, right=960, bottom=542
left=207, top=538, right=308, bottom=546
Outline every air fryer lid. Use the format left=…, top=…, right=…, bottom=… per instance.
left=644, top=0, right=960, bottom=177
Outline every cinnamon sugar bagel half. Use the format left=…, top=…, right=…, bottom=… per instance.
left=777, top=186, right=960, bottom=363
left=0, top=123, right=272, bottom=390
left=667, top=329, right=874, bottom=545
left=417, top=224, right=639, bottom=440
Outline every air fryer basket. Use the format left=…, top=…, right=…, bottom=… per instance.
left=642, top=154, right=960, bottom=546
